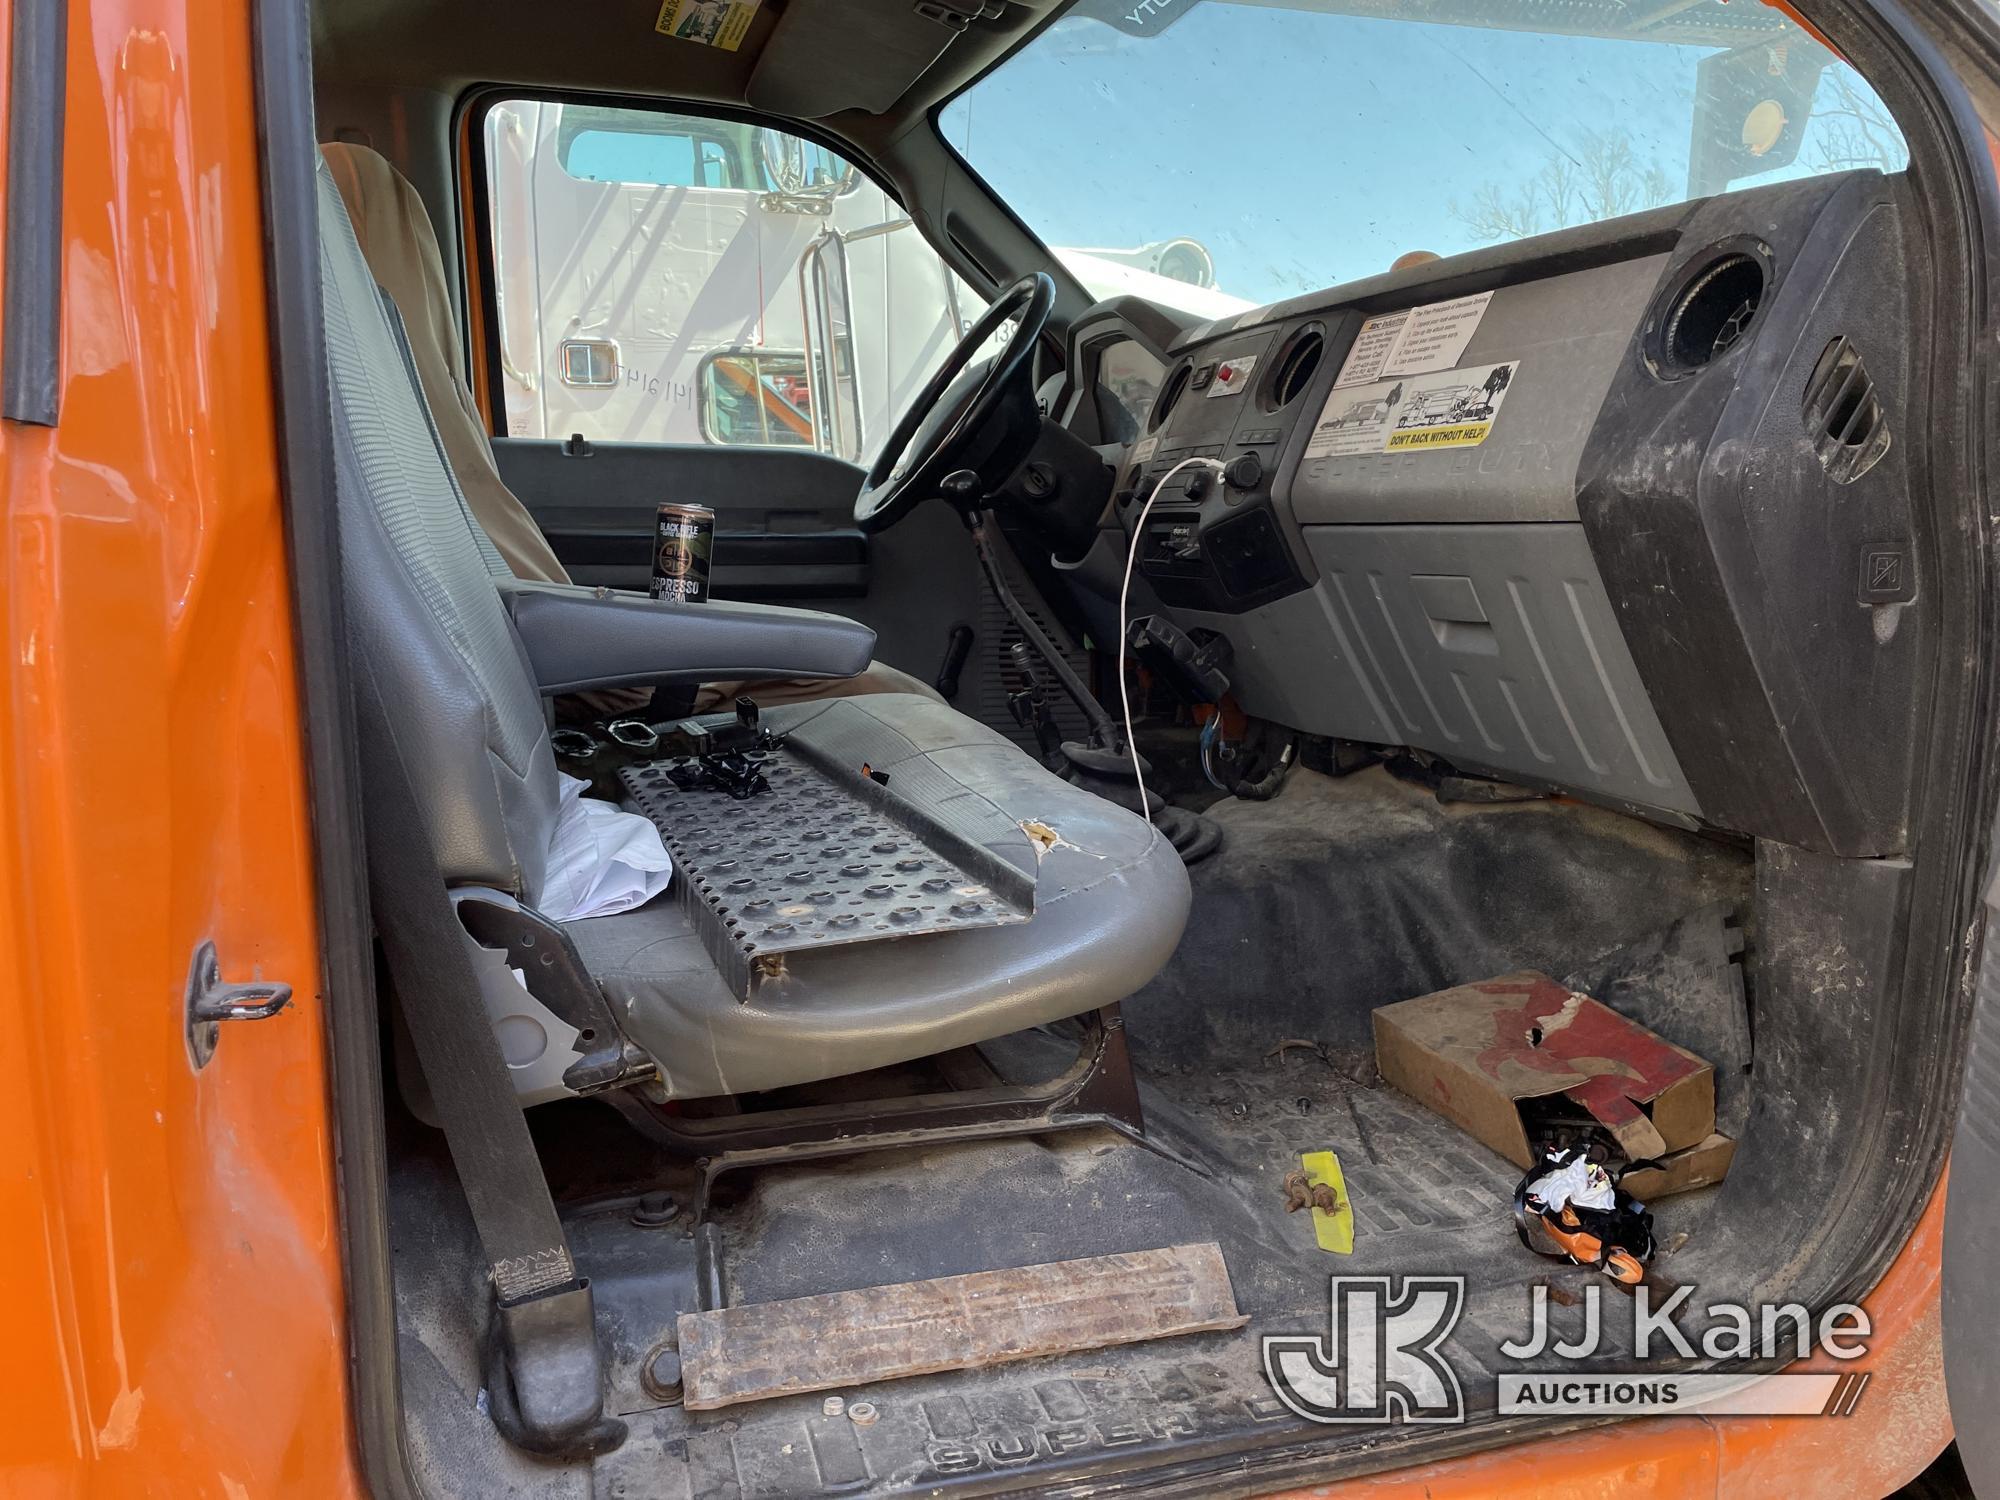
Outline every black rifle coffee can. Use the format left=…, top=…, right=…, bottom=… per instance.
left=650, top=502, right=714, bottom=603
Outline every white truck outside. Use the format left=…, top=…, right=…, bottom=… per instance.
left=482, top=99, right=1249, bottom=462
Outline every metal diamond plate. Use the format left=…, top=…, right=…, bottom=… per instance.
left=622, top=750, right=1033, bottom=997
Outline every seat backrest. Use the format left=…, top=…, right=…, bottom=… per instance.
left=320, top=141, right=571, bottom=587
left=318, top=157, right=560, bottom=900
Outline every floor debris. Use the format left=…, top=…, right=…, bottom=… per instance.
left=1265, top=1037, right=1332, bottom=1067
left=1537, top=1276, right=1582, bottom=1308
left=1512, top=1142, right=1655, bottom=1285
left=1284, top=1151, right=1354, bottom=1254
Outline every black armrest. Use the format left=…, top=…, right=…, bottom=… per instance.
left=499, top=580, right=875, bottom=696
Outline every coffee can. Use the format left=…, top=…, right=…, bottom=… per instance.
left=651, top=502, right=715, bottom=603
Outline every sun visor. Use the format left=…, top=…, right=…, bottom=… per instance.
left=746, top=0, right=994, bottom=116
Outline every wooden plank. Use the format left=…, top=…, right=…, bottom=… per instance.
left=678, top=1242, right=1248, bottom=1411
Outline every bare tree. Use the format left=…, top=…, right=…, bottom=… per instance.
left=1450, top=130, right=1675, bottom=243
left=1575, top=134, right=1674, bottom=221
left=1804, top=70, right=1904, bottom=174
left=1450, top=156, right=1573, bottom=240
left=1449, top=70, right=1899, bottom=248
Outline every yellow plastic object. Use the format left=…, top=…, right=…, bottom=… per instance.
left=1300, top=1150, right=1354, bottom=1254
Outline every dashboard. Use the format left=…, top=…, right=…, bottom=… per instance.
left=1069, top=168, right=1927, bottom=860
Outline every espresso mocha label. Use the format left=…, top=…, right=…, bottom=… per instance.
left=651, top=503, right=714, bottom=603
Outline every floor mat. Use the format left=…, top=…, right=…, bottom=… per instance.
left=1129, top=765, right=1751, bottom=1068
left=572, top=1039, right=1726, bottom=1497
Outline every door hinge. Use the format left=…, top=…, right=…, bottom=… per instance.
left=185, top=939, right=293, bottom=1070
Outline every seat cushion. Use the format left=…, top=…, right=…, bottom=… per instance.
left=565, top=694, right=1190, bottom=1100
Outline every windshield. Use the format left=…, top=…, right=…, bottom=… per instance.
left=941, top=0, right=1906, bottom=309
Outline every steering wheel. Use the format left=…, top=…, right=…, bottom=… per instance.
left=853, top=271, right=1055, bottom=533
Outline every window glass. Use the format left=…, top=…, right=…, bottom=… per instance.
left=485, top=99, right=977, bottom=458
left=554, top=106, right=748, bottom=188
left=562, top=129, right=701, bottom=186
left=1094, top=339, right=1167, bottom=441
left=756, top=132, right=859, bottom=196
left=941, top=0, right=1906, bottom=311
left=701, top=351, right=817, bottom=447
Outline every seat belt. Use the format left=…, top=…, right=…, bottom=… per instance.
left=350, top=644, right=624, bottom=1458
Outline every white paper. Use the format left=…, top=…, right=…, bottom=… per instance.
left=535, top=773, right=674, bottom=922
left=1333, top=311, right=1409, bottom=387
left=1379, top=291, right=1493, bottom=377
left=1525, top=1156, right=1616, bottom=1213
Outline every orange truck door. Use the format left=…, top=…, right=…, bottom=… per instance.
left=0, top=0, right=357, bottom=1492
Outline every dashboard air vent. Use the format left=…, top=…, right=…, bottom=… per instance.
left=1267, top=324, right=1326, bottom=410
left=1662, top=252, right=1765, bottom=372
left=1149, top=360, right=1192, bottom=431
left=1802, top=335, right=1891, bottom=484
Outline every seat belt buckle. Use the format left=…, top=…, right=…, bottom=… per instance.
left=488, top=1273, right=626, bottom=1457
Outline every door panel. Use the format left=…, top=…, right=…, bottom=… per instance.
left=495, top=437, right=996, bottom=701
left=496, top=437, right=867, bottom=595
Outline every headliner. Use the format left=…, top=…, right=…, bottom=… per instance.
left=311, top=0, right=1805, bottom=150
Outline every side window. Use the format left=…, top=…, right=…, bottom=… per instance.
left=482, top=98, right=976, bottom=461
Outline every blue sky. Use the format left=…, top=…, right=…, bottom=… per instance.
left=940, top=2, right=1904, bottom=304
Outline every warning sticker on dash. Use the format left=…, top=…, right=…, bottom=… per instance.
left=1334, top=291, right=1493, bottom=386
left=656, top=0, right=761, bottom=50
left=1205, top=354, right=1258, bottom=398
left=1305, top=359, right=1520, bottom=459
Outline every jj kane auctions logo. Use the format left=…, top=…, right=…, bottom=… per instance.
left=1263, top=1277, right=1874, bottom=1423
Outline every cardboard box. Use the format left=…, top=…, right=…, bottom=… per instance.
left=1373, top=970, right=1719, bottom=1171
left=1619, top=1133, right=1737, bottom=1200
